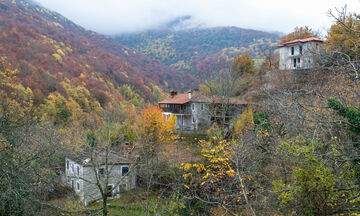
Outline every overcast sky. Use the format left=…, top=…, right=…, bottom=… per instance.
left=34, top=0, right=360, bottom=35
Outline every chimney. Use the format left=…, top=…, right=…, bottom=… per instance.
left=188, top=91, right=192, bottom=99
left=170, top=90, right=177, bottom=98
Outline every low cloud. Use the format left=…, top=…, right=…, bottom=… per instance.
left=35, top=0, right=360, bottom=35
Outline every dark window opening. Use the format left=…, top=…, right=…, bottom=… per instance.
left=99, top=168, right=105, bottom=178
left=106, top=185, right=113, bottom=197
left=77, top=166, right=80, bottom=176
left=293, top=58, right=297, bottom=67
left=192, top=104, right=195, bottom=110
left=201, top=104, right=204, bottom=110
left=124, top=141, right=130, bottom=146
left=66, top=160, right=69, bottom=170
left=122, top=166, right=129, bottom=176
left=77, top=182, right=80, bottom=190
left=291, top=47, right=294, bottom=55
left=299, top=46, right=303, bottom=54
left=297, top=58, right=300, bottom=63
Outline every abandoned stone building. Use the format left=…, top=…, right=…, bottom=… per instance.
left=65, top=149, right=136, bottom=205
left=158, top=91, right=248, bottom=130
left=279, top=37, right=323, bottom=70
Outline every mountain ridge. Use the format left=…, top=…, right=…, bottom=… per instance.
left=114, top=24, right=280, bottom=77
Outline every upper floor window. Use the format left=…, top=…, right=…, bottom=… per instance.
left=291, top=47, right=294, bottom=55
left=192, top=104, right=195, bottom=110
left=293, top=58, right=297, bottom=67
left=66, top=160, right=69, bottom=170
left=299, top=46, right=303, bottom=54
left=297, top=58, right=300, bottom=63
left=77, top=166, right=80, bottom=176
left=122, top=166, right=129, bottom=176
left=77, top=182, right=80, bottom=190
left=201, top=104, right=204, bottom=110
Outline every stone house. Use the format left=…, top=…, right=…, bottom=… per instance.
left=279, top=37, right=323, bottom=70
left=65, top=149, right=136, bottom=206
left=158, top=91, right=248, bottom=130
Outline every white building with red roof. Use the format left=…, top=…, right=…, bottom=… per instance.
left=278, top=37, right=323, bottom=70
left=158, top=91, right=248, bottom=130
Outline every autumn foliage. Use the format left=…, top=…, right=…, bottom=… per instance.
left=138, top=105, right=177, bottom=146
left=280, top=26, right=318, bottom=43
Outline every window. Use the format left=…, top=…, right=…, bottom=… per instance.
left=99, top=168, right=105, bottom=178
left=122, top=166, right=129, bottom=176
left=201, top=104, right=204, bottom=110
left=192, top=104, right=195, bottom=110
left=106, top=185, right=113, bottom=197
left=299, top=46, right=303, bottom=54
left=77, top=182, right=80, bottom=190
left=192, top=117, right=196, bottom=123
left=124, top=141, right=130, bottom=146
left=291, top=47, right=294, bottom=55
left=297, top=58, right=300, bottom=63
left=66, top=160, right=69, bottom=170
left=293, top=58, right=297, bottom=67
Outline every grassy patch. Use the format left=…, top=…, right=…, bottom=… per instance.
left=89, top=189, right=183, bottom=216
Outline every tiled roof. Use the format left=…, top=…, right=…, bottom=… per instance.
left=158, top=93, right=191, bottom=104
left=158, top=92, right=248, bottom=105
left=278, top=37, right=323, bottom=47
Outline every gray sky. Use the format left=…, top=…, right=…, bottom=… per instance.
left=34, top=0, right=360, bottom=35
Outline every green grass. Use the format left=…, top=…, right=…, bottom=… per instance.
left=89, top=189, right=183, bottom=216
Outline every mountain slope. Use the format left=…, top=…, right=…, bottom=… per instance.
left=114, top=23, right=280, bottom=77
left=0, top=0, right=198, bottom=106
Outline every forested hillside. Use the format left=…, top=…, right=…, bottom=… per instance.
left=115, top=23, right=280, bottom=77
left=0, top=0, right=198, bottom=106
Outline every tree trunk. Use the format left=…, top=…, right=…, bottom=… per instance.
left=102, top=196, right=108, bottom=216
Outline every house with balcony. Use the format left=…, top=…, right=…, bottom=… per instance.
left=65, top=149, right=136, bottom=206
left=279, top=37, right=323, bottom=70
left=158, top=91, right=248, bottom=130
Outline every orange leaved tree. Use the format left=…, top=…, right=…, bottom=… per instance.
left=136, top=105, right=177, bottom=214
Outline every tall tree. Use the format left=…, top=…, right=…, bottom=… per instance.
left=280, top=26, right=318, bottom=43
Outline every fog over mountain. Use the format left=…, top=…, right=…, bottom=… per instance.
left=34, top=0, right=360, bottom=35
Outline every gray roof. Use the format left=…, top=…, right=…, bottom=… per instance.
left=67, top=148, right=133, bottom=167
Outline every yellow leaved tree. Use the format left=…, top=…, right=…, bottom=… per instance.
left=181, top=123, right=256, bottom=215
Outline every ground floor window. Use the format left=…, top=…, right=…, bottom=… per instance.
left=106, top=185, right=113, bottom=197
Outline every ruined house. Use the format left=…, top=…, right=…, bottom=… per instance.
left=279, top=37, right=323, bottom=70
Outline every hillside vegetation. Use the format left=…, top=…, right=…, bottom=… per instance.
left=0, top=0, right=198, bottom=107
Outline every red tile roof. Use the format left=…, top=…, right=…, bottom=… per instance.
left=278, top=37, right=323, bottom=47
left=158, top=92, right=248, bottom=105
